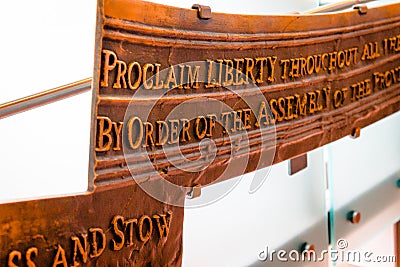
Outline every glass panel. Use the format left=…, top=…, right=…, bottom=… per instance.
left=183, top=148, right=328, bottom=266
left=170, top=1, right=325, bottom=265
left=335, top=226, right=397, bottom=267
left=329, top=111, right=400, bottom=250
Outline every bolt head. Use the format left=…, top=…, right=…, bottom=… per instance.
left=347, top=210, right=361, bottom=224
left=301, top=242, right=315, bottom=253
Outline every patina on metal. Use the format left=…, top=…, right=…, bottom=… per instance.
left=1, top=0, right=400, bottom=265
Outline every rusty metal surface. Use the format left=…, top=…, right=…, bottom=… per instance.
left=92, top=0, right=400, bottom=188
left=1, top=0, right=400, bottom=265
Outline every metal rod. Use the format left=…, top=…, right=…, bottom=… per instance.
left=0, top=78, right=92, bottom=119
left=305, top=0, right=376, bottom=14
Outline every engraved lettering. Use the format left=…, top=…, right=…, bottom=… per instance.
left=383, top=35, right=400, bottom=54
left=231, top=110, right=243, bottom=132
left=220, top=112, right=231, bottom=133
left=333, top=89, right=346, bottom=108
left=111, top=215, right=125, bottom=251
left=255, top=57, right=268, bottom=83
left=206, top=114, right=216, bottom=137
left=216, top=59, right=224, bottom=86
left=289, top=58, right=300, bottom=78
left=223, top=59, right=234, bottom=86
left=124, top=218, right=138, bottom=246
left=195, top=116, right=208, bottom=139
left=153, top=63, right=164, bottom=89
left=242, top=109, right=252, bottom=130
left=328, top=51, right=337, bottom=71
left=285, top=96, right=295, bottom=120
left=164, top=65, right=177, bottom=89
left=178, top=65, right=185, bottom=89
left=143, top=122, right=155, bottom=148
left=152, top=211, right=172, bottom=238
left=142, top=64, right=154, bottom=89
left=255, top=101, right=272, bottom=127
left=156, top=120, right=169, bottom=146
left=244, top=58, right=255, bottom=83
left=70, top=234, right=88, bottom=267
left=168, top=119, right=180, bottom=144
left=280, top=59, right=290, bottom=79
left=101, top=49, right=117, bottom=87
left=185, top=65, right=200, bottom=89
left=113, top=60, right=127, bottom=89
left=180, top=118, right=192, bottom=141
left=8, top=251, right=21, bottom=267
left=234, top=58, right=245, bottom=85
left=350, top=79, right=372, bottom=101
left=206, top=59, right=218, bottom=88
left=112, top=122, right=123, bottom=151
left=373, top=66, right=400, bottom=90
left=269, top=99, right=279, bottom=122
left=127, top=61, right=142, bottom=90
left=96, top=116, right=113, bottom=152
left=293, top=93, right=308, bottom=116
left=361, top=42, right=380, bottom=60
left=52, top=245, right=68, bottom=267
left=138, top=215, right=153, bottom=243
left=277, top=97, right=286, bottom=121
left=127, top=117, right=144, bottom=149
left=26, top=247, right=38, bottom=267
left=89, top=228, right=106, bottom=258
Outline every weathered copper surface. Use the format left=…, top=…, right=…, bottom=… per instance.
left=1, top=0, right=400, bottom=265
left=92, top=0, right=400, bottom=189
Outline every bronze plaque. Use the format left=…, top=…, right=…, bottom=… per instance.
left=2, top=0, right=400, bottom=266
left=92, top=0, right=400, bottom=189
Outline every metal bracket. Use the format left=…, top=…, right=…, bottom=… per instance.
left=351, top=127, right=361, bottom=138
left=289, top=153, right=308, bottom=175
left=186, top=184, right=202, bottom=199
left=354, top=4, right=368, bottom=15
left=192, top=4, right=212, bottom=19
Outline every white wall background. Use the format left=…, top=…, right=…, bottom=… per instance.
left=0, top=0, right=96, bottom=201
